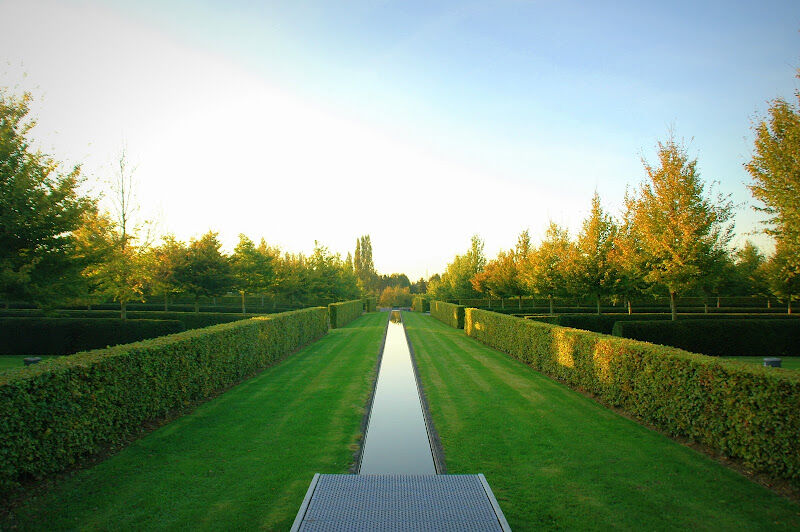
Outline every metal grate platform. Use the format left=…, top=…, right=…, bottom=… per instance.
left=291, top=474, right=511, bottom=531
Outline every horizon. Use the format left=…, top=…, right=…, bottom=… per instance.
left=2, top=0, right=799, bottom=279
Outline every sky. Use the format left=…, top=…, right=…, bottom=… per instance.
left=1, top=0, right=799, bottom=280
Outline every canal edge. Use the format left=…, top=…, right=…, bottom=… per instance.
left=350, top=311, right=392, bottom=474
left=401, top=311, right=448, bottom=475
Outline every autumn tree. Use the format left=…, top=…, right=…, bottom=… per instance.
left=431, top=235, right=486, bottom=300
left=149, top=235, right=187, bottom=311
left=629, top=135, right=733, bottom=320
left=610, top=191, right=648, bottom=314
left=573, top=192, right=618, bottom=314
left=732, top=240, right=768, bottom=297
left=763, top=242, right=800, bottom=313
left=521, top=222, right=575, bottom=315
left=231, top=234, right=274, bottom=313
left=745, top=78, right=800, bottom=303
left=173, top=231, right=233, bottom=312
left=0, top=89, right=95, bottom=306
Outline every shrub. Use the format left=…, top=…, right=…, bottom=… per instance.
left=0, top=307, right=328, bottom=494
left=0, top=310, right=264, bottom=330
left=411, top=296, right=429, bottom=313
left=430, top=300, right=465, bottom=329
left=464, top=308, right=800, bottom=486
left=0, top=318, right=186, bottom=356
left=612, top=319, right=800, bottom=357
left=363, top=297, right=377, bottom=313
left=328, top=300, right=364, bottom=328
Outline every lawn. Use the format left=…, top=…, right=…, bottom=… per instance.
left=3, top=312, right=387, bottom=530
left=0, top=355, right=55, bottom=372
left=722, top=356, right=800, bottom=371
left=403, top=312, right=800, bottom=531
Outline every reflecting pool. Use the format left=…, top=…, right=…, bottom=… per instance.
left=358, top=311, right=436, bottom=474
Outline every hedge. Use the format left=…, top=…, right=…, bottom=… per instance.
left=411, top=296, right=429, bottom=313
left=525, top=313, right=800, bottom=335
left=0, top=318, right=186, bottom=356
left=464, top=308, right=800, bottom=486
left=363, top=297, right=377, bottom=313
left=0, top=310, right=263, bottom=330
left=0, top=307, right=329, bottom=495
left=328, top=300, right=364, bottom=328
left=430, top=300, right=465, bottom=329
left=612, top=319, right=800, bottom=357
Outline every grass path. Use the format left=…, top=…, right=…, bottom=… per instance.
left=404, top=312, right=800, bottom=531
left=722, top=356, right=800, bottom=371
left=4, top=312, right=387, bottom=531
left=0, top=355, right=55, bottom=372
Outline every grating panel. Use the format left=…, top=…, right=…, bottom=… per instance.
left=294, top=474, right=507, bottom=531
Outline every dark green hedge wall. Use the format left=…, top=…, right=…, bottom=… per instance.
left=612, top=319, right=800, bottom=357
left=328, top=300, right=364, bottom=328
left=430, top=300, right=465, bottom=329
left=411, top=296, right=429, bottom=313
left=0, top=318, right=186, bottom=355
left=464, top=308, right=800, bottom=486
left=0, top=310, right=264, bottom=330
left=0, top=307, right=328, bottom=494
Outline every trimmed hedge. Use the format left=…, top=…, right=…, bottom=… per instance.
left=363, top=297, right=377, bottom=313
left=464, top=308, right=800, bottom=486
left=0, top=318, right=186, bottom=356
left=411, top=296, right=429, bottom=313
left=328, top=300, right=364, bottom=329
left=0, top=307, right=329, bottom=494
left=612, top=319, right=800, bottom=357
left=0, top=310, right=263, bottom=330
left=430, top=300, right=465, bottom=329
left=526, top=313, right=800, bottom=335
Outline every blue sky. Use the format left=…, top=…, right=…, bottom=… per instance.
left=2, top=0, right=799, bottom=279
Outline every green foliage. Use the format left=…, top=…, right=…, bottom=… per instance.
left=573, top=192, right=618, bottom=312
left=520, top=222, right=575, bottom=313
left=0, top=318, right=185, bottom=355
left=411, top=296, right=429, bottom=312
left=328, top=299, right=364, bottom=328
left=429, top=235, right=486, bottom=300
left=0, top=89, right=95, bottom=306
left=629, top=135, right=733, bottom=318
left=172, top=231, right=234, bottom=311
left=464, top=308, right=800, bottom=485
left=354, top=235, right=378, bottom=294
left=362, top=297, right=377, bottom=313
left=430, top=300, right=465, bottom=329
left=378, top=285, right=411, bottom=308
left=231, top=234, right=275, bottom=313
left=0, top=307, right=328, bottom=494
left=612, top=319, right=800, bottom=357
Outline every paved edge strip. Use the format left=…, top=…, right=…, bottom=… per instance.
left=402, top=311, right=448, bottom=474
left=352, top=312, right=391, bottom=474
left=289, top=473, right=320, bottom=532
left=478, top=473, right=512, bottom=532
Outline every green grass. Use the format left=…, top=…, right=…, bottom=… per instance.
left=4, top=312, right=387, bottom=530
left=404, top=312, right=800, bottom=531
left=721, top=356, right=800, bottom=371
left=0, top=355, right=55, bottom=371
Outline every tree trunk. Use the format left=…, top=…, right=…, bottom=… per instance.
left=789, top=297, right=793, bottom=315
left=596, top=295, right=601, bottom=315
left=164, top=293, right=169, bottom=311
left=488, top=297, right=492, bottom=308
left=627, top=299, right=632, bottom=315
left=716, top=296, right=720, bottom=308
left=501, top=298, right=504, bottom=309
left=549, top=295, right=554, bottom=316
left=241, top=291, right=247, bottom=314
left=87, top=302, right=92, bottom=311
left=213, top=297, right=217, bottom=307
left=669, top=291, right=677, bottom=321
left=261, top=295, right=264, bottom=307
left=519, top=295, right=522, bottom=309
left=121, top=300, right=127, bottom=320
left=704, top=303, right=708, bottom=314
left=194, top=297, right=200, bottom=313
left=768, top=299, right=771, bottom=309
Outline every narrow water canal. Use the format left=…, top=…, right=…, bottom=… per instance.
left=358, top=311, right=436, bottom=475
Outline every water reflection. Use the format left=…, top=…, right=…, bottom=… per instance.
left=359, top=311, right=435, bottom=475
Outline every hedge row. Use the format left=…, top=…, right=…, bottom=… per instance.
left=0, top=318, right=186, bottom=356
left=0, top=307, right=329, bottom=494
left=526, top=313, right=800, bottom=335
left=411, top=296, right=429, bottom=313
left=612, top=319, right=800, bottom=357
left=464, top=308, right=800, bottom=485
left=430, top=300, right=465, bottom=329
left=0, top=310, right=262, bottom=330
left=328, top=300, right=364, bottom=329
left=363, top=297, right=377, bottom=313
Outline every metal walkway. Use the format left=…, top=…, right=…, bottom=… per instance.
left=290, top=474, right=511, bottom=531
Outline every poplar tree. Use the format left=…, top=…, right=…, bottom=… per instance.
left=630, top=135, right=733, bottom=320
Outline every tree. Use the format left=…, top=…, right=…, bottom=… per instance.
left=610, top=191, right=648, bottom=314
left=432, top=235, right=486, bottom=300
left=0, top=89, right=95, bottom=306
left=629, top=135, right=733, bottom=320
left=573, top=192, right=618, bottom=314
left=521, top=222, right=575, bottom=315
left=410, top=277, right=428, bottom=294
left=173, top=231, right=233, bottom=312
left=149, top=235, right=187, bottom=311
left=763, top=242, right=800, bottom=314
left=745, top=80, right=800, bottom=299
left=378, top=285, right=412, bottom=308
left=354, top=235, right=377, bottom=294
left=732, top=240, right=768, bottom=297
left=231, top=234, right=274, bottom=314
